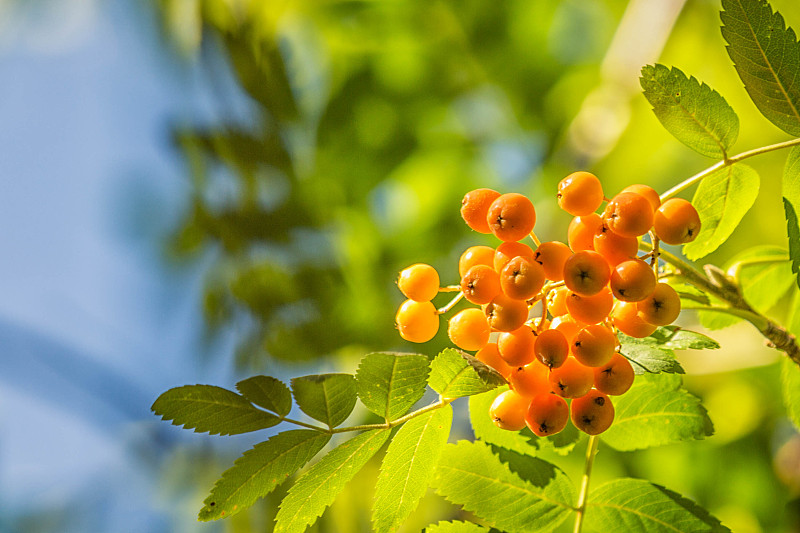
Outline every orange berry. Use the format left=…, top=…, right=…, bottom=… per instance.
left=459, top=245, right=495, bottom=277
left=568, top=213, right=603, bottom=252
left=548, top=356, right=593, bottom=398
left=557, top=171, right=604, bottom=216
left=594, top=353, right=635, bottom=395
left=653, top=198, right=701, bottom=245
left=500, top=256, right=546, bottom=300
left=565, top=287, right=614, bottom=325
left=533, top=328, right=569, bottom=369
left=489, top=389, right=529, bottom=431
left=448, top=308, right=491, bottom=351
left=637, top=283, right=681, bottom=326
left=526, top=393, right=569, bottom=436
left=610, top=259, right=656, bottom=302
left=509, top=361, right=549, bottom=398
left=621, top=184, right=661, bottom=211
left=461, top=265, right=502, bottom=305
left=486, top=193, right=537, bottom=242
left=563, top=250, right=611, bottom=296
left=550, top=314, right=583, bottom=344
left=484, top=294, right=529, bottom=332
left=593, top=223, right=638, bottom=266
left=396, top=299, right=439, bottom=343
left=603, top=192, right=654, bottom=238
left=397, top=263, right=440, bottom=302
left=547, top=287, right=570, bottom=317
left=494, top=241, right=535, bottom=272
left=476, top=343, right=513, bottom=379
left=572, top=324, right=617, bottom=367
left=497, top=326, right=537, bottom=366
left=612, top=301, right=657, bottom=338
left=533, top=241, right=572, bottom=281
left=461, top=188, right=501, bottom=233
left=571, top=390, right=614, bottom=435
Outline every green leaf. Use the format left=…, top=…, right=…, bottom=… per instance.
left=586, top=478, right=731, bottom=533
left=781, top=358, right=800, bottom=430
left=784, top=146, right=800, bottom=289
left=355, top=352, right=430, bottom=421
left=721, top=0, right=800, bottom=137
left=428, top=348, right=506, bottom=399
left=647, top=326, right=720, bottom=350
left=640, top=64, right=739, bottom=158
left=291, top=374, right=357, bottom=428
left=424, top=521, right=492, bottom=533
left=728, top=245, right=794, bottom=312
left=274, top=429, right=391, bottom=533
left=618, top=334, right=684, bottom=375
left=373, top=406, right=453, bottom=533
left=236, top=376, right=292, bottom=417
left=684, top=164, right=760, bottom=260
left=152, top=385, right=280, bottom=436
left=432, top=441, right=575, bottom=533
left=198, top=430, right=330, bottom=521
left=698, top=308, right=742, bottom=330
left=789, top=286, right=800, bottom=336
left=602, top=373, right=714, bottom=451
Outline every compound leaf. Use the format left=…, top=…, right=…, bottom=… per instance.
left=373, top=406, right=452, bottom=533
left=728, top=245, right=794, bottom=312
left=236, top=375, right=292, bottom=417
left=684, top=164, right=760, bottom=260
left=424, top=521, right=492, bottom=533
left=721, top=0, right=800, bottom=137
left=429, top=348, right=506, bottom=399
left=640, top=64, right=739, bottom=158
left=198, top=429, right=330, bottom=521
left=291, top=374, right=357, bottom=428
left=586, top=478, right=731, bottom=533
left=784, top=145, right=800, bottom=289
left=274, top=429, right=391, bottom=533
left=152, top=385, right=279, bottom=435
left=355, top=352, right=430, bottom=421
left=602, top=373, right=714, bottom=451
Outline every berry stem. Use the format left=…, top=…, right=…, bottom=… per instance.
left=439, top=285, right=463, bottom=293
left=437, top=292, right=464, bottom=314
left=529, top=230, right=542, bottom=247
left=573, top=435, right=600, bottom=533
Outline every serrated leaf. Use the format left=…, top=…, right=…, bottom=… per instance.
left=672, top=282, right=711, bottom=306
left=727, top=245, right=794, bottom=312
left=355, top=352, right=430, bottom=421
left=291, top=374, right=357, bottom=428
left=789, top=286, right=800, bottom=336
left=429, top=348, right=506, bottom=399
left=684, top=164, right=760, bottom=260
left=784, top=146, right=800, bottom=289
left=152, top=385, right=280, bottom=436
left=698, top=308, right=742, bottom=330
left=424, top=521, right=492, bottom=533
left=586, top=478, right=731, bottom=533
left=640, top=64, right=739, bottom=158
left=647, top=326, right=720, bottom=350
left=602, top=373, right=714, bottom=451
left=721, top=0, right=800, bottom=137
left=618, top=334, right=685, bottom=375
left=236, top=376, right=292, bottom=417
left=274, top=429, right=391, bottom=533
left=431, top=440, right=575, bottom=533
left=373, top=406, right=452, bottom=533
left=782, top=358, right=800, bottom=430
left=198, top=430, right=330, bottom=521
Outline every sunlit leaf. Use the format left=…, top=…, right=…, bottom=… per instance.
left=424, top=521, right=492, bottom=533
left=727, top=245, right=794, bottom=312
left=291, top=374, right=357, bottom=428
left=784, top=145, right=800, bottom=289
left=647, top=326, right=720, bottom=350
left=429, top=348, right=506, bottom=399
left=236, top=376, right=293, bottom=417
left=782, top=357, right=800, bottom=430
left=355, top=352, right=430, bottom=421
left=618, top=335, right=684, bottom=375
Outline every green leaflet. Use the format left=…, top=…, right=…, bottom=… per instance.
left=199, top=430, right=330, bottom=521
left=432, top=441, right=575, bottom=533
left=355, top=352, right=430, bottom=421
left=684, top=164, right=760, bottom=260
left=424, top=521, right=492, bottom=533
left=618, top=335, right=684, bottom=375
left=586, top=478, right=731, bottom=533
left=721, top=0, right=800, bottom=137
left=782, top=358, right=800, bottom=430
left=727, top=245, right=794, bottom=312
left=646, top=326, right=720, bottom=350
left=274, top=429, right=391, bottom=533
left=602, top=373, right=714, bottom=451
left=151, top=384, right=280, bottom=436
left=372, top=406, right=452, bottom=533
left=291, top=373, right=357, bottom=428
left=236, top=375, right=293, bottom=417
left=640, top=64, right=738, bottom=158
left=428, top=348, right=506, bottom=399
left=784, top=145, right=800, bottom=289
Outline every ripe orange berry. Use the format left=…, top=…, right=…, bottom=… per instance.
left=489, top=389, right=529, bottom=431
left=500, top=256, right=546, bottom=300
left=461, top=265, right=502, bottom=305
left=476, top=343, right=513, bottom=379
left=497, top=325, right=537, bottom=366
left=594, top=353, right=635, bottom=395
left=533, top=241, right=572, bottom=282
left=593, top=223, right=638, bottom=266
left=637, top=283, right=681, bottom=326
left=571, top=390, right=615, bottom=435
left=494, top=241, right=535, bottom=272
left=547, top=287, right=570, bottom=317
left=603, top=192, right=654, bottom=238
left=612, top=301, right=657, bottom=338
left=526, top=393, right=569, bottom=437
left=563, top=250, right=611, bottom=297
left=565, top=287, right=614, bottom=325
left=653, top=198, right=701, bottom=245
left=448, top=308, right=490, bottom=351
left=621, top=184, right=661, bottom=212
left=557, top=171, right=604, bottom=216
left=461, top=188, right=501, bottom=233
left=572, top=324, right=617, bottom=367
left=610, top=259, right=656, bottom=302
left=533, top=328, right=569, bottom=368
left=459, top=245, right=495, bottom=278
left=568, top=213, right=603, bottom=252
left=397, top=263, right=440, bottom=302
left=550, top=314, right=583, bottom=344
left=396, top=299, right=439, bottom=343
left=548, top=356, right=593, bottom=398
left=509, top=361, right=549, bottom=398
left=486, top=193, right=537, bottom=242
left=484, top=294, right=529, bottom=332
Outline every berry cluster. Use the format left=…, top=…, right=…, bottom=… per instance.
left=394, top=171, right=700, bottom=437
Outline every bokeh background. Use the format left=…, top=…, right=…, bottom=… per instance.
left=3, top=0, right=800, bottom=531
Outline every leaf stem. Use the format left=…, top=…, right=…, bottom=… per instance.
left=573, top=435, right=600, bottom=533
